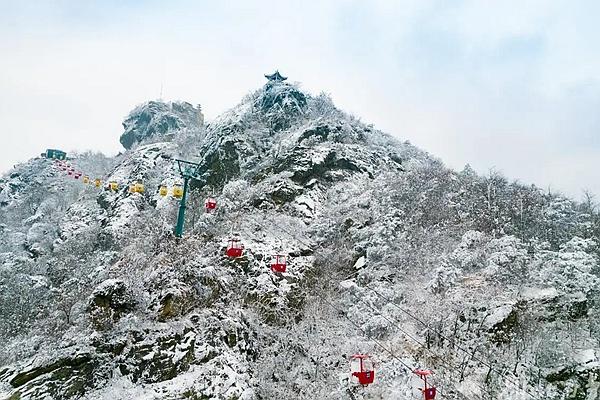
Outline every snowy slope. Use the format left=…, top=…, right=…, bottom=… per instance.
left=0, top=80, right=599, bottom=400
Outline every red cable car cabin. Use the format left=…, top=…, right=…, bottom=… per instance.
left=205, top=197, right=217, bottom=211
left=415, top=369, right=437, bottom=400
left=350, top=354, right=375, bottom=386
left=271, top=255, right=286, bottom=273
left=226, top=239, right=244, bottom=258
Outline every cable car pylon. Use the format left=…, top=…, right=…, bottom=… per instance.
left=173, top=158, right=203, bottom=238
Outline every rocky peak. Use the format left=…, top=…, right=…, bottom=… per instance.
left=187, top=80, right=411, bottom=203
left=258, top=81, right=307, bottom=131
left=120, top=101, right=203, bottom=150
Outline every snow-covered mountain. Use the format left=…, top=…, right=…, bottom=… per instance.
left=0, top=76, right=598, bottom=400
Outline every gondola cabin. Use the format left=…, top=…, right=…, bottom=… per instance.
left=226, top=239, right=244, bottom=258
left=159, top=186, right=168, bottom=197
left=424, top=387, right=437, bottom=400
left=271, top=255, right=287, bottom=273
left=83, top=176, right=89, bottom=184
left=205, top=197, right=217, bottom=212
left=350, top=354, right=375, bottom=386
left=108, top=181, right=119, bottom=191
left=129, top=183, right=144, bottom=194
left=414, top=369, right=437, bottom=400
left=45, top=149, right=67, bottom=160
left=94, top=179, right=102, bottom=188
left=173, top=186, right=183, bottom=199
left=67, top=170, right=73, bottom=176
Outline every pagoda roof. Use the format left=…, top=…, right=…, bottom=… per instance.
left=265, top=70, right=287, bottom=81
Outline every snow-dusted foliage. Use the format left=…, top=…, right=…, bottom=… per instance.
left=0, top=78, right=599, bottom=400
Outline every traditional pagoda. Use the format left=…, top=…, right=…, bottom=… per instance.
left=265, top=70, right=287, bottom=81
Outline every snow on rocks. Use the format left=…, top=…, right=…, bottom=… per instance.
left=120, top=101, right=202, bottom=150
left=1, top=78, right=599, bottom=400
left=87, top=279, right=135, bottom=329
left=98, top=142, right=176, bottom=236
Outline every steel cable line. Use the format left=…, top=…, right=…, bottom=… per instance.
left=360, top=280, right=538, bottom=399
left=348, top=292, right=494, bottom=399
left=227, top=209, right=538, bottom=398
left=319, top=295, right=417, bottom=374
left=221, top=215, right=439, bottom=393
left=316, top=294, right=469, bottom=399
left=199, top=207, right=533, bottom=399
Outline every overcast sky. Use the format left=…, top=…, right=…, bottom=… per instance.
left=1, top=0, right=598, bottom=199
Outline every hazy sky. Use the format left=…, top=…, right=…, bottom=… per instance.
left=1, top=0, right=598, bottom=199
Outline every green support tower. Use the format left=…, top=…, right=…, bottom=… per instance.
left=174, top=158, right=203, bottom=238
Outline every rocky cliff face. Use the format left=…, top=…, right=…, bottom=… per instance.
left=0, top=78, right=598, bottom=400
left=120, top=101, right=203, bottom=150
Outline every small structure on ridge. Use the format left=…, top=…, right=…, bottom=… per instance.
left=265, top=70, right=287, bottom=82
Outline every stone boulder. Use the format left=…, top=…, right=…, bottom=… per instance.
left=26, top=222, right=56, bottom=256
left=87, top=279, right=135, bottom=329
left=156, top=282, right=197, bottom=322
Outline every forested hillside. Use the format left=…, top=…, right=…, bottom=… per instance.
left=0, top=77, right=598, bottom=400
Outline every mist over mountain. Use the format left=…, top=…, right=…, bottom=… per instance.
left=0, top=75, right=598, bottom=400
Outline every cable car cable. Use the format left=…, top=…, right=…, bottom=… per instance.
left=318, top=294, right=468, bottom=399
left=241, top=210, right=541, bottom=398
left=319, top=295, right=414, bottom=373
left=361, top=281, right=538, bottom=399
left=349, top=293, right=492, bottom=399
left=243, top=210, right=490, bottom=393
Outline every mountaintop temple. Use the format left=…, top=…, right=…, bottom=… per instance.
left=265, top=70, right=287, bottom=82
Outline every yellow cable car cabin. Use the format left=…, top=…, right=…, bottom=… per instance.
left=129, top=183, right=145, bottom=194
left=173, top=186, right=183, bottom=199
left=109, top=181, right=119, bottom=191
left=83, top=176, right=89, bottom=184
left=159, top=186, right=168, bottom=197
left=94, top=179, right=102, bottom=188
